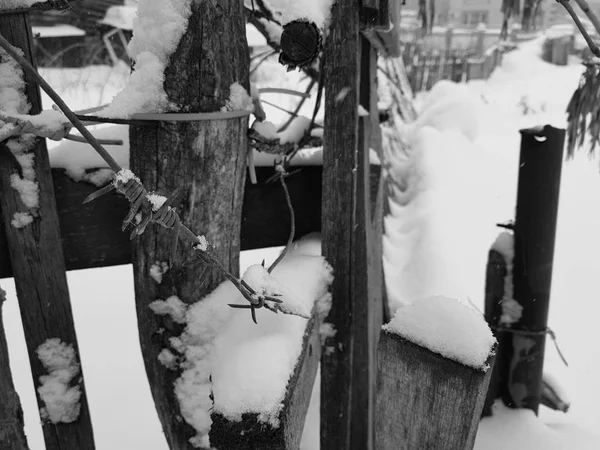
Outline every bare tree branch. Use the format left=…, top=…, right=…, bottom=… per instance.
left=557, top=0, right=600, bottom=58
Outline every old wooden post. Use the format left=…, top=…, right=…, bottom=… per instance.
left=375, top=329, right=495, bottom=450
left=474, top=25, right=486, bottom=57
left=445, top=26, right=453, bottom=51
left=0, top=286, right=28, bottom=450
left=128, top=1, right=249, bottom=448
left=522, top=0, right=535, bottom=32
left=210, top=307, right=324, bottom=449
left=0, top=8, right=95, bottom=450
left=484, top=126, right=565, bottom=414
left=321, top=0, right=385, bottom=448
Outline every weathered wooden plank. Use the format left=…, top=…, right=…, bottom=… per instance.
left=375, top=331, right=495, bottom=450
left=321, top=0, right=380, bottom=447
left=321, top=2, right=360, bottom=448
left=0, top=287, right=29, bottom=450
left=0, top=14, right=95, bottom=450
left=0, top=166, right=380, bottom=278
left=127, top=1, right=250, bottom=448
left=209, top=306, right=322, bottom=449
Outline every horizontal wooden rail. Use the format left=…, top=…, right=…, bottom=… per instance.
left=0, top=166, right=381, bottom=278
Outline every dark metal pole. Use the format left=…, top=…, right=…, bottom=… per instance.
left=484, top=125, right=565, bottom=415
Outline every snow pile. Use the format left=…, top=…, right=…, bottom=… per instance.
left=36, top=338, right=82, bottom=424
left=11, top=211, right=34, bottom=228
left=384, top=295, right=496, bottom=370
left=241, top=263, right=311, bottom=318
left=0, top=47, right=39, bottom=228
left=169, top=281, right=236, bottom=448
left=212, top=254, right=332, bottom=425
left=384, top=81, right=500, bottom=311
left=221, top=82, right=254, bottom=113
left=147, top=243, right=332, bottom=448
left=474, top=401, right=600, bottom=450
left=149, top=296, right=187, bottom=324
left=149, top=261, right=169, bottom=284
left=100, top=0, right=193, bottom=118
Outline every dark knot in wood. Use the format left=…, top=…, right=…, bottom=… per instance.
left=278, top=20, right=321, bottom=71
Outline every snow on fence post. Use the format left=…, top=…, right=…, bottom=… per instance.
left=0, top=286, right=28, bottom=450
left=209, top=303, right=325, bottom=450
left=0, top=12, right=95, bottom=450
left=126, top=0, right=249, bottom=448
left=484, top=125, right=565, bottom=415
left=321, top=0, right=386, bottom=448
left=375, top=297, right=496, bottom=450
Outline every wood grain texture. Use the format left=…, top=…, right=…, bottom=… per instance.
left=375, top=331, right=495, bottom=450
left=128, top=1, right=249, bottom=448
left=209, top=307, right=322, bottom=450
left=321, top=2, right=382, bottom=449
left=0, top=288, right=29, bottom=450
left=0, top=15, right=95, bottom=450
left=0, top=167, right=381, bottom=278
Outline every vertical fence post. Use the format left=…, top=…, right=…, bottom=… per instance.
left=445, top=26, right=453, bottom=50
left=474, top=24, right=486, bottom=57
left=0, top=287, right=28, bottom=450
left=484, top=125, right=565, bottom=414
left=0, top=13, right=96, bottom=450
left=128, top=1, right=249, bottom=448
left=321, top=0, right=384, bottom=448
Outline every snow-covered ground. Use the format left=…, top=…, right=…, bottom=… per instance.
left=385, top=36, right=600, bottom=448
left=1, top=36, right=600, bottom=449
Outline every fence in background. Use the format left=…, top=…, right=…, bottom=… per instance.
left=402, top=40, right=507, bottom=93
left=400, top=25, right=540, bottom=52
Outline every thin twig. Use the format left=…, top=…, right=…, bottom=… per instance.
left=260, top=99, right=300, bottom=117
left=284, top=56, right=325, bottom=164
left=278, top=79, right=316, bottom=133
left=268, top=174, right=295, bottom=273
left=250, top=50, right=277, bottom=76
left=259, top=87, right=312, bottom=98
left=573, top=0, right=600, bottom=37
left=557, top=0, right=600, bottom=57
left=65, top=133, right=123, bottom=146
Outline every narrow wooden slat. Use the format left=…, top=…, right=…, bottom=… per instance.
left=375, top=331, right=495, bottom=450
left=0, top=287, right=29, bottom=450
left=321, top=1, right=380, bottom=448
left=0, top=15, right=95, bottom=450
left=210, top=305, right=322, bottom=449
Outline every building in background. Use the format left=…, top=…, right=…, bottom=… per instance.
left=402, top=0, right=551, bottom=30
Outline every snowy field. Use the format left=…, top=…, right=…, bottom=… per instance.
left=1, top=36, right=600, bottom=449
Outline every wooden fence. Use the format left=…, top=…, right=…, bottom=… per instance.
left=542, top=34, right=575, bottom=66
left=402, top=41, right=506, bottom=93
